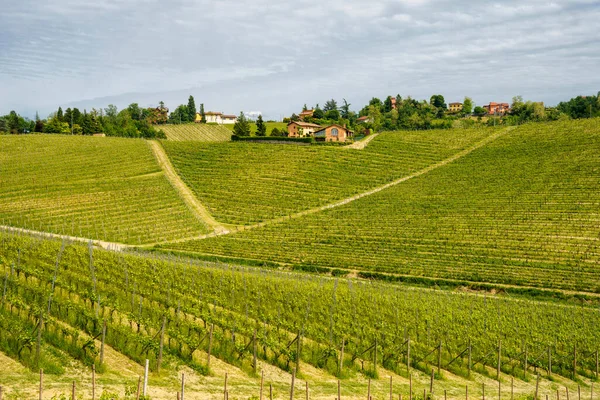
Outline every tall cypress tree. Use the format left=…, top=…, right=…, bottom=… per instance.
left=187, top=95, right=197, bottom=122
left=200, top=103, right=206, bottom=123
left=255, top=114, right=266, bottom=136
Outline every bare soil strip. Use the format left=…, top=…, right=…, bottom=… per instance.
left=148, top=140, right=229, bottom=234
left=345, top=133, right=379, bottom=149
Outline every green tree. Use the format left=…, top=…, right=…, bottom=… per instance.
left=302, top=104, right=308, bottom=112
left=34, top=111, right=44, bottom=132
left=57, top=107, right=64, bottom=122
left=325, top=109, right=340, bottom=120
left=463, top=97, right=473, bottom=115
left=312, top=105, right=324, bottom=119
left=187, top=95, right=197, bottom=122
left=323, top=99, right=338, bottom=112
left=473, top=106, right=487, bottom=116
left=430, top=95, right=447, bottom=109
left=270, top=127, right=281, bottom=137
left=127, top=103, right=143, bottom=121
left=255, top=114, right=266, bottom=136
left=72, top=108, right=82, bottom=126
left=168, top=105, right=189, bottom=124
left=199, top=103, right=206, bottom=123
left=384, top=96, right=394, bottom=113
left=233, top=112, right=251, bottom=136
left=340, top=99, right=351, bottom=119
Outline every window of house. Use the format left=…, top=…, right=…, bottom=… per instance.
left=331, top=128, right=338, bottom=137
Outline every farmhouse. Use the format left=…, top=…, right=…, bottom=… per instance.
left=357, top=116, right=372, bottom=124
left=287, top=121, right=322, bottom=138
left=483, top=102, right=510, bottom=115
left=448, top=102, right=463, bottom=113
left=314, top=124, right=354, bottom=143
left=195, top=112, right=237, bottom=124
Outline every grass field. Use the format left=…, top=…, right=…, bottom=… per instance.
left=160, top=119, right=600, bottom=293
left=160, top=124, right=232, bottom=142
left=162, top=128, right=494, bottom=225
left=0, top=135, right=208, bottom=244
left=1, top=232, right=598, bottom=399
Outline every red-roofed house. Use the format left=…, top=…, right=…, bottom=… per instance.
left=483, top=102, right=510, bottom=115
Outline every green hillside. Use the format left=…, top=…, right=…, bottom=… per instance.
left=1, top=232, right=597, bottom=399
left=160, top=123, right=232, bottom=141
left=161, top=119, right=600, bottom=293
left=162, top=128, right=493, bottom=225
left=0, top=135, right=208, bottom=244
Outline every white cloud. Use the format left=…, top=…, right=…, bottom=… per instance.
left=0, top=0, right=599, bottom=118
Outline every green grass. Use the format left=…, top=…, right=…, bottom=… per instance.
left=160, top=119, right=600, bottom=293
left=162, top=128, right=493, bottom=225
left=160, top=123, right=232, bottom=141
left=0, top=134, right=208, bottom=244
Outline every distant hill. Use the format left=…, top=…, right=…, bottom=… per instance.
left=160, top=123, right=232, bottom=141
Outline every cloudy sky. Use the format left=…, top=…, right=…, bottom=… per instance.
left=1, top=0, right=599, bottom=119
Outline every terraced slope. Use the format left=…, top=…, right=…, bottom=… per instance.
left=0, top=135, right=208, bottom=244
left=161, top=119, right=600, bottom=293
left=163, top=128, right=494, bottom=225
left=160, top=124, right=232, bottom=141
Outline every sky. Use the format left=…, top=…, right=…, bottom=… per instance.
left=1, top=0, right=599, bottom=120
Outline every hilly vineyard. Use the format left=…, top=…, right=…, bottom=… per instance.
left=160, top=119, right=600, bottom=294
left=0, top=135, right=208, bottom=244
left=162, top=128, right=495, bottom=225
left=1, top=232, right=599, bottom=398
left=160, top=124, right=232, bottom=142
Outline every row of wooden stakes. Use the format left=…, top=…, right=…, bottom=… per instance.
left=0, top=364, right=596, bottom=400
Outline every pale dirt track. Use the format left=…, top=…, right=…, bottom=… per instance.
left=148, top=140, right=229, bottom=235
left=345, top=133, right=379, bottom=149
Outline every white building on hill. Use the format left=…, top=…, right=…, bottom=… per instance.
left=195, top=112, right=237, bottom=124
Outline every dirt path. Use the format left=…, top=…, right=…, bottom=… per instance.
left=148, top=140, right=229, bottom=234
left=0, top=225, right=130, bottom=251
left=346, top=133, right=379, bottom=149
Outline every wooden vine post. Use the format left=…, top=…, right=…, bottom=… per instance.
left=290, top=369, right=296, bottom=400
left=253, top=329, right=258, bottom=373
left=157, top=316, right=166, bottom=372
left=207, top=323, right=214, bottom=370
left=260, top=370, right=264, bottom=400
left=573, top=345, right=577, bottom=379
left=296, top=331, right=302, bottom=374
left=468, top=338, right=472, bottom=377
left=92, top=364, right=96, bottom=400
left=534, top=374, right=540, bottom=400
left=71, top=381, right=76, bottom=400
left=100, top=320, right=107, bottom=365
left=438, top=340, right=443, bottom=374
left=39, top=369, right=43, bottom=400
left=339, top=338, right=345, bottom=376
left=497, top=340, right=502, bottom=380
left=407, top=336, right=411, bottom=375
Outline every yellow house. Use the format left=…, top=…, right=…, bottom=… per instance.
left=448, top=102, right=463, bottom=113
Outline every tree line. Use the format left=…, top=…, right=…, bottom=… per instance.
left=1, top=92, right=599, bottom=137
